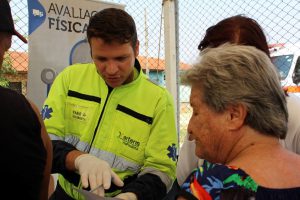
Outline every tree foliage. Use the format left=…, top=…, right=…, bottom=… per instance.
left=0, top=52, right=16, bottom=87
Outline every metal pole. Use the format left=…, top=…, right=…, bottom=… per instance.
left=163, top=0, right=179, bottom=139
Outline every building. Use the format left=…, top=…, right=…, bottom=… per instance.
left=5, top=51, right=191, bottom=94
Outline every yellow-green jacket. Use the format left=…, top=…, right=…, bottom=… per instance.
left=42, top=60, right=178, bottom=199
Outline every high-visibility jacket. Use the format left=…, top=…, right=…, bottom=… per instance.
left=42, top=60, right=178, bottom=199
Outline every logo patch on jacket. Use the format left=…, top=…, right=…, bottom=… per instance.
left=42, top=105, right=53, bottom=120
left=67, top=103, right=89, bottom=122
left=167, top=143, right=177, bottom=161
left=118, top=132, right=140, bottom=150
left=72, top=110, right=87, bottom=121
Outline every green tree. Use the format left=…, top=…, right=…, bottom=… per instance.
left=0, top=52, right=16, bottom=87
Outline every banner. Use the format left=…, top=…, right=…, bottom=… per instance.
left=27, top=0, right=124, bottom=109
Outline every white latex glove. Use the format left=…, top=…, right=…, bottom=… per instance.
left=74, top=154, right=124, bottom=196
left=115, top=192, right=138, bottom=200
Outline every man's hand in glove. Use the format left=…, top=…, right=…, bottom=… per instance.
left=74, top=153, right=124, bottom=196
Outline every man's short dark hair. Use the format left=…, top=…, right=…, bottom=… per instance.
left=87, top=8, right=137, bottom=48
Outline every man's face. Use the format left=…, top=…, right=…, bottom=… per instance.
left=188, top=86, right=228, bottom=163
left=90, top=38, right=139, bottom=88
left=0, top=32, right=12, bottom=66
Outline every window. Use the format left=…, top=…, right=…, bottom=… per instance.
left=292, top=56, right=300, bottom=85
left=271, top=54, right=294, bottom=80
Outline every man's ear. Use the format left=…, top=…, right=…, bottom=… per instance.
left=226, top=103, right=247, bottom=130
left=87, top=38, right=93, bottom=59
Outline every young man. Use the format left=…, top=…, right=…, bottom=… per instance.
left=0, top=0, right=52, bottom=199
left=43, top=8, right=178, bottom=200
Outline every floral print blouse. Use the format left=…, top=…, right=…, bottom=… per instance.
left=180, top=160, right=257, bottom=200
left=179, top=160, right=300, bottom=200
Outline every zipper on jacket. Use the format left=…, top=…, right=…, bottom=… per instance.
left=88, top=87, right=113, bottom=152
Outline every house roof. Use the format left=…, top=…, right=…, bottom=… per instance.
left=8, top=51, right=28, bottom=72
left=137, top=56, right=191, bottom=71
left=8, top=51, right=191, bottom=72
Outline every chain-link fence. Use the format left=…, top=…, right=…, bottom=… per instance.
left=5, top=0, right=300, bottom=145
left=177, top=0, right=300, bottom=145
left=2, top=0, right=28, bottom=94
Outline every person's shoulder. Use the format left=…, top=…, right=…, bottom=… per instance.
left=59, top=63, right=96, bottom=78
left=0, top=86, right=20, bottom=94
left=198, top=161, right=252, bottom=179
left=257, top=186, right=300, bottom=200
left=287, top=94, right=300, bottom=108
left=142, top=76, right=161, bottom=86
left=0, top=87, right=38, bottom=123
left=64, top=62, right=94, bottom=72
left=191, top=161, right=256, bottom=189
left=181, top=161, right=257, bottom=199
left=0, top=86, right=25, bottom=101
left=141, top=76, right=170, bottom=93
left=286, top=94, right=300, bottom=128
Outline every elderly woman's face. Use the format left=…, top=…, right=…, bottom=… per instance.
left=187, top=86, right=228, bottom=163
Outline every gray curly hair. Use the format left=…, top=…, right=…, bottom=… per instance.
left=181, top=43, right=288, bottom=139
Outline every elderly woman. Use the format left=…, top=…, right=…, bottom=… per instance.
left=176, top=44, right=300, bottom=200
left=177, top=16, right=300, bottom=188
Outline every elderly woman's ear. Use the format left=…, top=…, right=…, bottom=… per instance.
left=226, top=103, right=247, bottom=131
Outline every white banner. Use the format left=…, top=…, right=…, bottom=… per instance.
left=27, top=0, right=124, bottom=109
